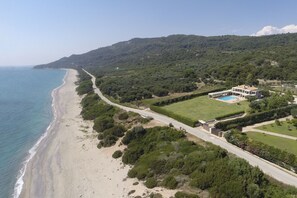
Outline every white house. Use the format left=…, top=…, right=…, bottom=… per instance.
left=208, top=85, right=261, bottom=99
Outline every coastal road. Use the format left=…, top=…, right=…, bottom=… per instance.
left=83, top=69, right=297, bottom=188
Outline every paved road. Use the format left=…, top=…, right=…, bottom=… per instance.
left=84, top=69, right=297, bottom=188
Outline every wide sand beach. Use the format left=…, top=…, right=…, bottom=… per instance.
left=19, top=69, right=175, bottom=198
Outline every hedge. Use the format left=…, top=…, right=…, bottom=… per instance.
left=215, top=105, right=297, bottom=130
left=152, top=87, right=225, bottom=106
left=150, top=105, right=198, bottom=127
left=214, top=111, right=245, bottom=120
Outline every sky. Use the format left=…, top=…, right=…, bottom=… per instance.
left=1, top=0, right=297, bottom=66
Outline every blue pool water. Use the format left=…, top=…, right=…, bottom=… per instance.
left=218, top=95, right=237, bottom=101
left=0, top=67, right=65, bottom=198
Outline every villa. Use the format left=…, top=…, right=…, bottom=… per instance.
left=208, top=85, right=261, bottom=100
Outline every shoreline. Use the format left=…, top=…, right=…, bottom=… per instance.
left=13, top=69, right=68, bottom=198
left=18, top=69, right=176, bottom=198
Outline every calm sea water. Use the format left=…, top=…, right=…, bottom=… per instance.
left=0, top=67, right=65, bottom=198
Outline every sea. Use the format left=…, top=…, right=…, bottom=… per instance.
left=0, top=67, right=66, bottom=198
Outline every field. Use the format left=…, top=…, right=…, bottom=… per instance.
left=141, top=85, right=224, bottom=106
left=257, top=121, right=297, bottom=137
left=160, top=95, right=249, bottom=121
left=247, top=132, right=297, bottom=156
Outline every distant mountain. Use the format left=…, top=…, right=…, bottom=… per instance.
left=35, top=34, right=297, bottom=80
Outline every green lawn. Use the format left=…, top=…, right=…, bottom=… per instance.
left=141, top=85, right=224, bottom=106
left=247, top=132, right=297, bottom=156
left=160, top=95, right=249, bottom=121
left=257, top=121, right=297, bottom=137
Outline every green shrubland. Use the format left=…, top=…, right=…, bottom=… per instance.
left=121, top=126, right=297, bottom=197
left=75, top=70, right=93, bottom=95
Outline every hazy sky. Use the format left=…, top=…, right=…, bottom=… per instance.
left=1, top=0, right=297, bottom=66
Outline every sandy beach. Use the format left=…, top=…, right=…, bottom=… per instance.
left=20, top=69, right=176, bottom=198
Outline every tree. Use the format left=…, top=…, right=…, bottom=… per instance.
left=152, top=86, right=169, bottom=97
left=284, top=90, right=294, bottom=103
left=246, top=73, right=258, bottom=86
left=247, top=183, right=262, bottom=198
left=261, top=90, right=270, bottom=98
left=291, top=108, right=297, bottom=118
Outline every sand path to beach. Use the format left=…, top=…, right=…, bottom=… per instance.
left=20, top=69, right=176, bottom=198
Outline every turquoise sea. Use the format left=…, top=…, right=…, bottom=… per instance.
left=0, top=67, right=65, bottom=198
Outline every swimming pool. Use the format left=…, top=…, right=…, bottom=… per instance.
left=218, top=95, right=237, bottom=101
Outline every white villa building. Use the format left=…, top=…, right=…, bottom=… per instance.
left=208, top=85, right=261, bottom=99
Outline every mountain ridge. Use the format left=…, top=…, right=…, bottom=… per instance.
left=35, top=33, right=297, bottom=70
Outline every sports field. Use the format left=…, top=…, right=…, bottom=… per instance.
left=160, top=95, right=249, bottom=121
left=247, top=132, right=297, bottom=156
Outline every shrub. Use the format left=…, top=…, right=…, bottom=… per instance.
left=118, top=112, right=129, bottom=120
left=137, top=171, right=147, bottom=180
left=190, top=175, right=212, bottom=190
left=112, top=150, right=123, bottom=159
left=150, top=105, right=197, bottom=127
left=122, top=146, right=144, bottom=164
left=215, top=105, right=297, bottom=130
left=128, top=168, right=137, bottom=178
left=292, top=119, right=297, bottom=128
left=93, top=116, right=114, bottom=132
left=76, top=80, right=93, bottom=95
left=162, top=175, right=178, bottom=189
left=291, top=108, right=297, bottom=118
left=122, top=126, right=146, bottom=145
left=97, top=143, right=102, bottom=149
left=275, top=119, right=281, bottom=126
left=175, top=192, right=199, bottom=198
left=103, top=125, right=126, bottom=137
left=151, top=159, right=168, bottom=174
left=128, top=190, right=135, bottom=195
left=215, top=111, right=245, bottom=120
left=150, top=193, right=163, bottom=198
left=97, top=133, right=104, bottom=140
left=81, top=93, right=99, bottom=108
left=145, top=177, right=158, bottom=188
left=100, top=135, right=118, bottom=147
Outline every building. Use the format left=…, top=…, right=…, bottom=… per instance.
left=231, top=85, right=261, bottom=98
left=208, top=85, right=261, bottom=99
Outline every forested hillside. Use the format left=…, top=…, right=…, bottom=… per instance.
left=36, top=34, right=297, bottom=102
left=35, top=34, right=297, bottom=80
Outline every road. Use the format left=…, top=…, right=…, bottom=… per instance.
left=84, top=69, right=297, bottom=188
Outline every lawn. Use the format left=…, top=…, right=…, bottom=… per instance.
left=160, top=95, right=249, bottom=121
left=247, top=132, right=297, bottom=156
left=141, top=85, right=224, bottom=106
left=256, top=121, right=297, bottom=137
